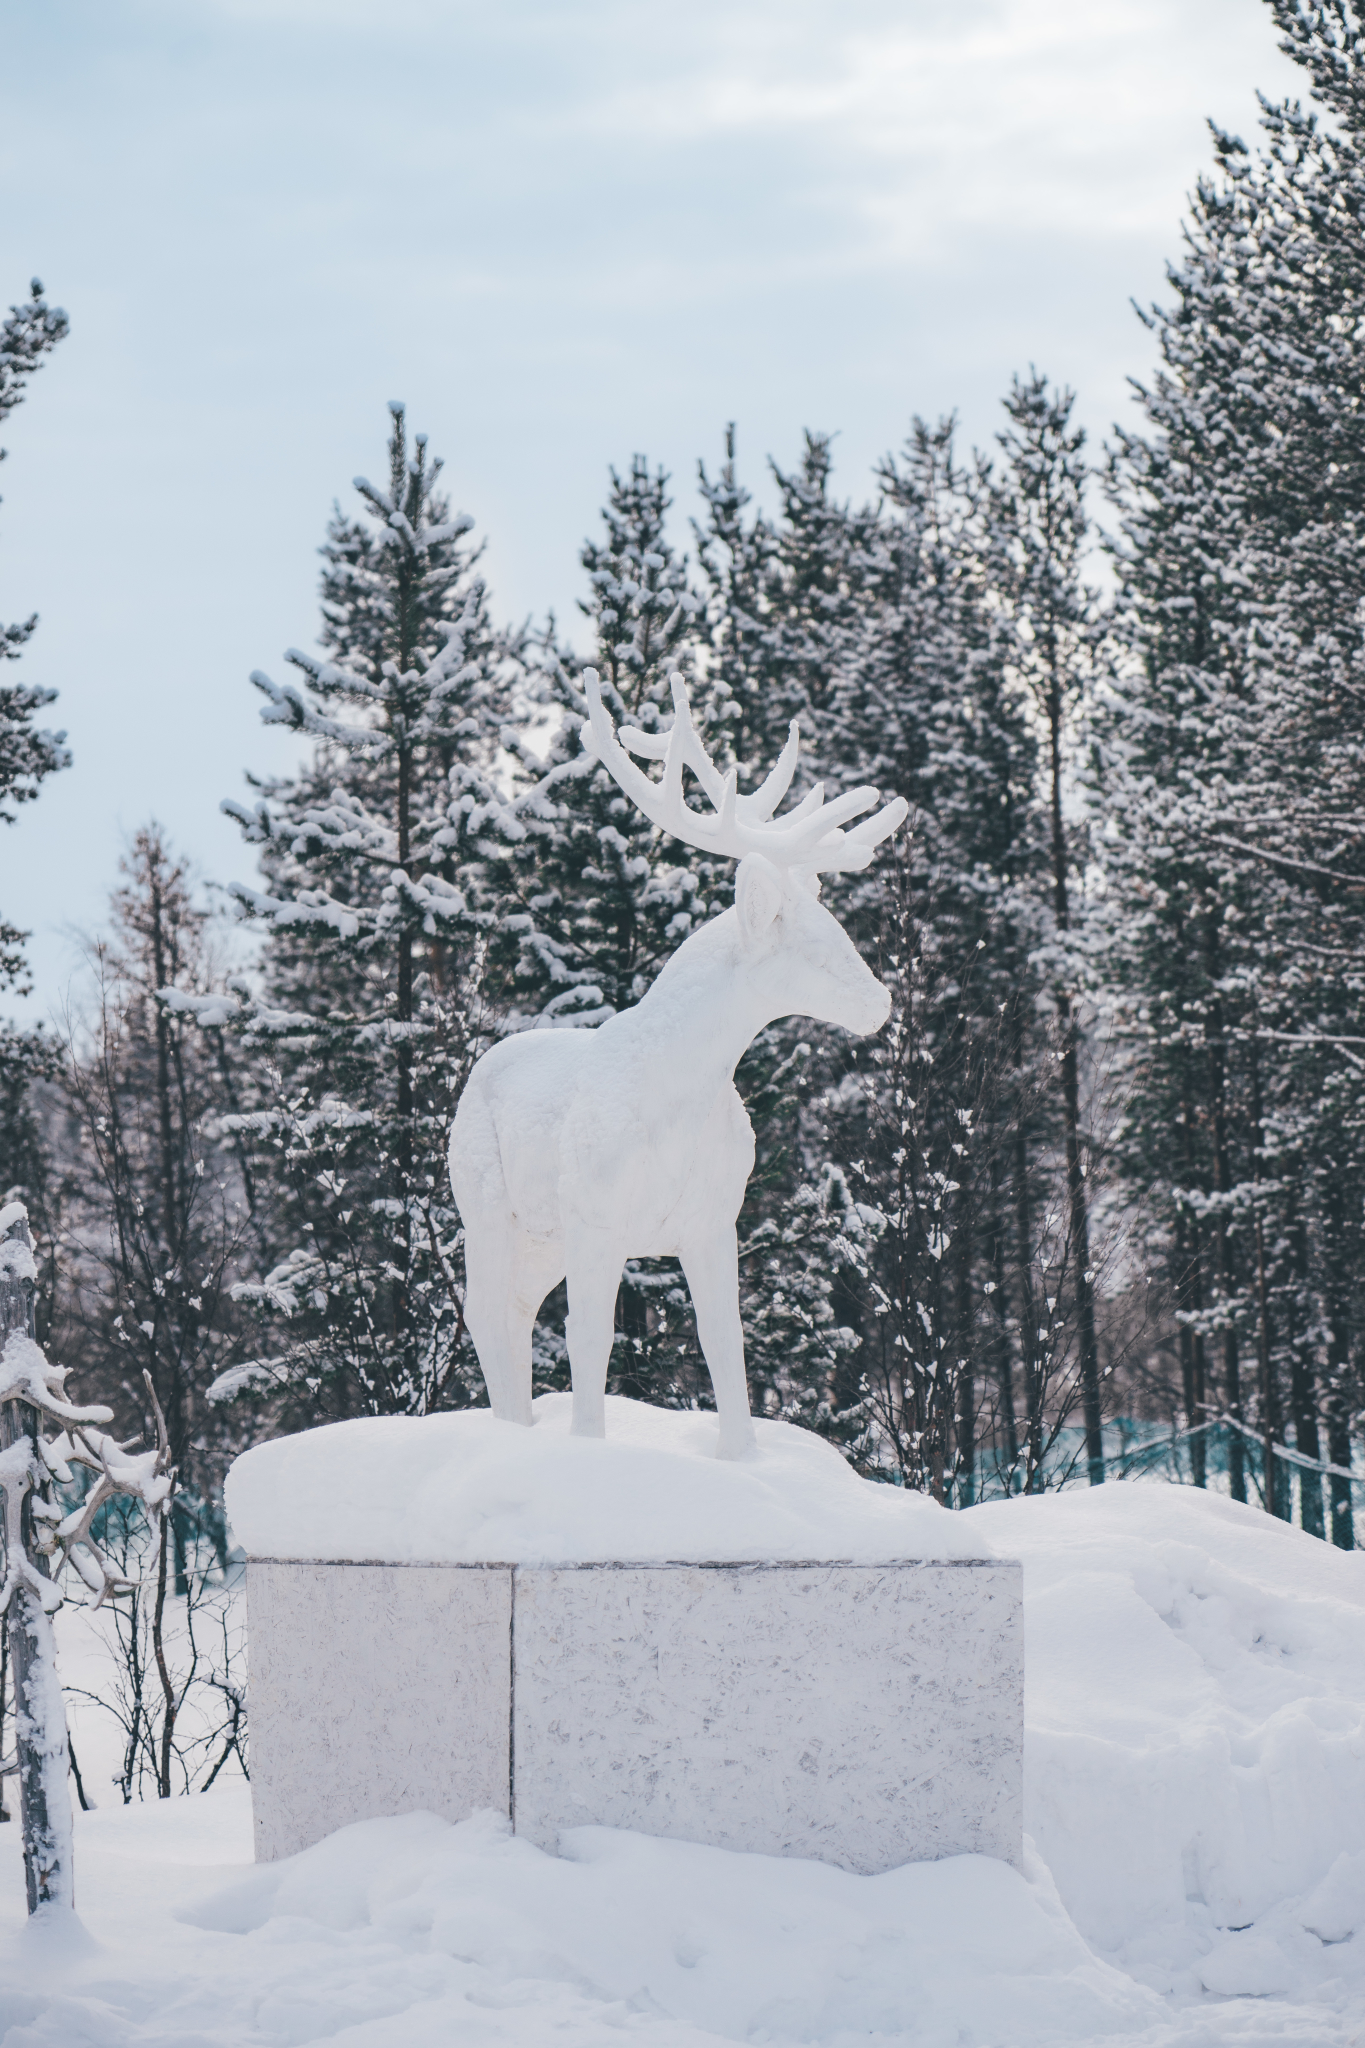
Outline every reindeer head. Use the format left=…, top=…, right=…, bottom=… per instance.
left=580, top=670, right=908, bottom=1038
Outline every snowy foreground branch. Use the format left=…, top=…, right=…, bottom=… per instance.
left=0, top=1203, right=175, bottom=1915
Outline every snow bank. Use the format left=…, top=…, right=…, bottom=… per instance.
left=5, top=1477, right=1365, bottom=2043
left=225, top=1393, right=984, bottom=1563
left=963, top=1482, right=1365, bottom=2006
left=0, top=1788, right=1165, bottom=2046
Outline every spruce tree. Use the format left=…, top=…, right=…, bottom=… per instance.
left=688, top=430, right=892, bottom=1444
left=54, top=830, right=256, bottom=1567
left=0, top=277, right=70, bottom=1323
left=486, top=455, right=712, bottom=1029
left=1100, top=22, right=1365, bottom=1536
left=691, top=417, right=1055, bottom=1496
left=0, top=279, right=69, bottom=996
left=471, top=457, right=725, bottom=1405
left=989, top=376, right=1107, bottom=1485
left=175, top=406, right=513, bottom=1420
left=813, top=418, right=1053, bottom=1497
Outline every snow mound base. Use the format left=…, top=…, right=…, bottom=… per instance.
left=963, top=1482, right=1365, bottom=2005
left=6, top=1480, right=1365, bottom=2042
left=0, top=1790, right=1164, bottom=2047
left=226, top=1392, right=984, bottom=1563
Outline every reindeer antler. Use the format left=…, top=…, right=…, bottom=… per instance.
left=580, top=670, right=907, bottom=874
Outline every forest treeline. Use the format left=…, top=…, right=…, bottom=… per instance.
left=5, top=0, right=1365, bottom=1545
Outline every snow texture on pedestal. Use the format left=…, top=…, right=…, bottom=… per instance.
left=225, top=1391, right=989, bottom=1565
left=248, top=1561, right=510, bottom=1864
left=230, top=1398, right=1022, bottom=1873
left=511, top=1561, right=1021, bottom=1870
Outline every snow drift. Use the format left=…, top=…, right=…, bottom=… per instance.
left=2, top=1476, right=1364, bottom=2044
left=965, top=1480, right=1365, bottom=2007
left=224, top=1392, right=986, bottom=1563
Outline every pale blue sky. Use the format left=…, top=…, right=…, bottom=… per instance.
left=1, top=0, right=1303, bottom=1019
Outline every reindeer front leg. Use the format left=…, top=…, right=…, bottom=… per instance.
left=680, top=1223, right=757, bottom=1460
left=564, top=1228, right=626, bottom=1439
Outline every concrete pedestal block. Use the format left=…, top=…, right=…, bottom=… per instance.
left=248, top=1560, right=511, bottom=1863
left=248, top=1557, right=1022, bottom=1873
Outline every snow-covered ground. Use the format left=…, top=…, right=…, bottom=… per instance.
left=2, top=1479, right=1364, bottom=2046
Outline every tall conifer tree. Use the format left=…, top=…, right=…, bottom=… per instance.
left=176, top=406, right=512, bottom=1420
left=1100, top=9, right=1365, bottom=1536
left=0, top=279, right=68, bottom=998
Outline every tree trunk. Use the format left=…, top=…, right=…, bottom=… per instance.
left=1013, top=1132, right=1043, bottom=1489
left=954, top=1224, right=975, bottom=1508
left=1205, top=985, right=1245, bottom=1503
left=1288, top=1203, right=1325, bottom=1538
left=1177, top=1065, right=1207, bottom=1488
left=1323, top=1190, right=1355, bottom=1550
left=152, top=1508, right=177, bottom=1797
left=0, top=1214, right=73, bottom=1913
left=0, top=1625, right=9, bottom=1821
left=1327, top=1392, right=1356, bottom=1551
left=1058, top=996, right=1103, bottom=1484
left=986, top=1168, right=1019, bottom=1489
left=1045, top=687, right=1102, bottom=1483
left=1247, top=1029, right=1287, bottom=1519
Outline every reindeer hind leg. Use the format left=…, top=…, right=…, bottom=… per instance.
left=564, top=1229, right=625, bottom=1439
left=463, top=1220, right=534, bottom=1425
left=504, top=1234, right=565, bottom=1425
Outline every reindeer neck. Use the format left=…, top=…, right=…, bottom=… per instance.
left=620, top=909, right=771, bottom=1082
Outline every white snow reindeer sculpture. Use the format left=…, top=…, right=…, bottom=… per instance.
left=449, top=669, right=908, bottom=1457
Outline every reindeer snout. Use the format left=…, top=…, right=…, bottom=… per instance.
left=853, top=978, right=892, bottom=1037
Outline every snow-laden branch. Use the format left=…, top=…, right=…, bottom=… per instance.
left=206, top=1356, right=291, bottom=1404
left=1, top=1200, right=181, bottom=1916
left=0, top=1330, right=174, bottom=1611
left=159, top=986, right=244, bottom=1029
left=228, top=880, right=361, bottom=939
left=0, top=1329, right=114, bottom=1429
left=1206, top=832, right=1365, bottom=891
left=250, top=667, right=385, bottom=750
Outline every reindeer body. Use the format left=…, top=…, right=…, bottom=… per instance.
left=448, top=670, right=905, bottom=1458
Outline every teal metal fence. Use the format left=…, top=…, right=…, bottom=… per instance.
left=976, top=1413, right=1362, bottom=1545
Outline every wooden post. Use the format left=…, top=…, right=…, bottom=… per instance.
left=0, top=1205, right=70, bottom=1913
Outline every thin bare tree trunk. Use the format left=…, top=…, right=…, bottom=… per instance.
left=986, top=1167, right=1018, bottom=1488
left=1013, top=1133, right=1044, bottom=1489
left=152, top=1506, right=177, bottom=1798
left=0, top=1214, right=72, bottom=1912
left=1176, top=1060, right=1208, bottom=1489
left=1205, top=984, right=1246, bottom=1503
left=1045, top=696, right=1102, bottom=1484
left=1247, top=1028, right=1286, bottom=1518
left=1288, top=1205, right=1325, bottom=1538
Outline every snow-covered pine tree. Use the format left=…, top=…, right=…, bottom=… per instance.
left=0, top=278, right=70, bottom=1341
left=0, top=278, right=69, bottom=994
left=1100, top=30, right=1365, bottom=1538
left=764, top=432, right=886, bottom=758
left=688, top=428, right=893, bottom=1446
left=486, top=455, right=711, bottom=1027
left=1235, top=0, right=1365, bottom=1542
left=807, top=417, right=1053, bottom=1498
left=51, top=830, right=257, bottom=1563
left=0, top=278, right=68, bottom=1007
left=693, top=425, right=779, bottom=771
left=690, top=417, right=1056, bottom=1496
left=475, top=456, right=721, bottom=1406
left=175, top=406, right=513, bottom=1421
left=693, top=426, right=882, bottom=781
left=988, top=375, right=1107, bottom=1487
left=1100, top=208, right=1269, bottom=1510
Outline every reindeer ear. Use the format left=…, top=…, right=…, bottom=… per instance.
left=735, top=854, right=783, bottom=946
